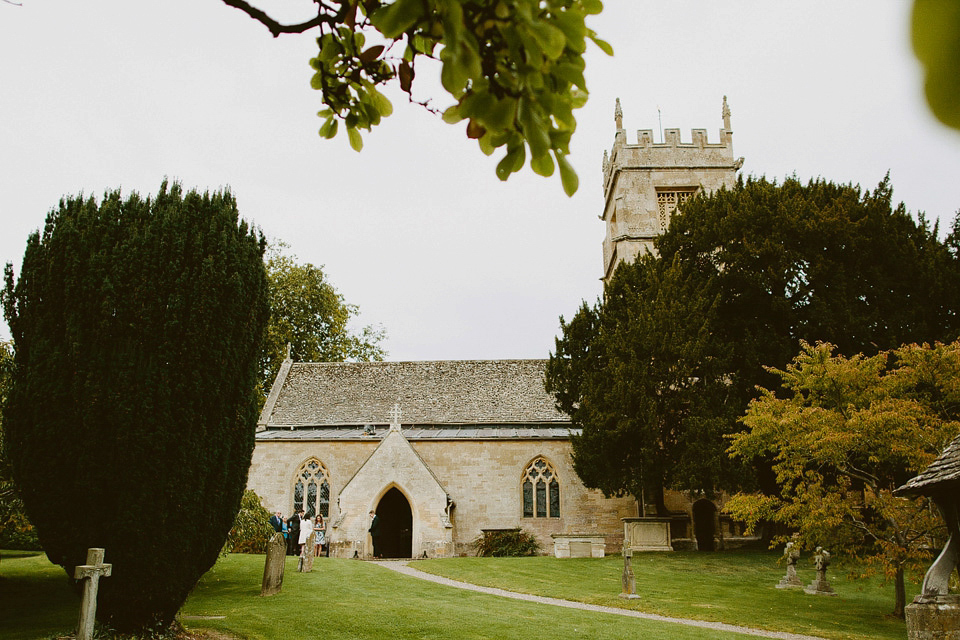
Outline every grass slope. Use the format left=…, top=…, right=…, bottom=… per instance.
left=413, top=551, right=915, bottom=640
left=2, top=552, right=755, bottom=639
left=0, top=550, right=914, bottom=639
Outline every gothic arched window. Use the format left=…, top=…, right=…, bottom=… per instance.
left=522, top=457, right=560, bottom=518
left=293, top=458, right=330, bottom=519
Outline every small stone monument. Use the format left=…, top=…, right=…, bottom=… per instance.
left=803, top=547, right=837, bottom=596
left=619, top=548, right=640, bottom=599
left=776, top=541, right=803, bottom=589
left=894, top=432, right=960, bottom=640
left=298, top=531, right=315, bottom=573
left=260, top=532, right=286, bottom=596
left=74, top=547, right=113, bottom=640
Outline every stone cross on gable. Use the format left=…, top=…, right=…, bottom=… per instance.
left=74, top=547, right=112, bottom=640
left=389, top=403, right=402, bottom=431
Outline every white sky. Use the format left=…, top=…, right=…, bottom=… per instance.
left=2, top=2, right=959, bottom=361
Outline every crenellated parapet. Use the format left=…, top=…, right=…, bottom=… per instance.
left=599, top=96, right=744, bottom=281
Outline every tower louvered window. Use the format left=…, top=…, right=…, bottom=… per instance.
left=657, top=189, right=696, bottom=231
left=522, top=457, right=560, bottom=518
left=293, top=458, right=330, bottom=519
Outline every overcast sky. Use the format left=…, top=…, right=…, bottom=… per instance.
left=2, top=2, right=960, bottom=361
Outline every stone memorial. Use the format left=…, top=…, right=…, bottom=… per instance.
left=299, top=531, right=316, bottom=573
left=260, top=532, right=286, bottom=596
left=551, top=533, right=606, bottom=558
left=894, top=433, right=960, bottom=640
left=74, top=547, right=113, bottom=640
left=622, top=517, right=673, bottom=553
left=619, top=548, right=640, bottom=599
left=776, top=541, right=803, bottom=589
left=803, top=547, right=837, bottom=596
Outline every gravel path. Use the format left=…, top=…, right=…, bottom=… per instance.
left=371, top=560, right=827, bottom=640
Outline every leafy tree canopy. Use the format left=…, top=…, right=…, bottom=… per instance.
left=222, top=0, right=612, bottom=195
left=2, top=182, right=269, bottom=633
left=260, top=242, right=386, bottom=396
left=726, top=340, right=960, bottom=618
left=548, top=175, right=960, bottom=505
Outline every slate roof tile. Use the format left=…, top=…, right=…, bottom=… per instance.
left=895, top=432, right=960, bottom=496
left=261, top=359, right=568, bottom=428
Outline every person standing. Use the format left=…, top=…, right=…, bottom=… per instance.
left=286, top=509, right=301, bottom=556
left=269, top=510, right=283, bottom=533
left=368, top=510, right=381, bottom=559
left=314, top=513, right=326, bottom=557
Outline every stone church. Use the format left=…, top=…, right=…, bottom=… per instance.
left=247, top=98, right=745, bottom=558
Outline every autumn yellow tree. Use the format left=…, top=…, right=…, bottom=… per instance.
left=726, top=340, right=960, bottom=618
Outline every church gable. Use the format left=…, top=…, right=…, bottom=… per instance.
left=335, top=423, right=453, bottom=558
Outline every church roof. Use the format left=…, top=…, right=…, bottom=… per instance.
left=895, top=432, right=960, bottom=497
left=258, top=359, right=569, bottom=431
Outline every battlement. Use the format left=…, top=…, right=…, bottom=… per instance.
left=603, top=97, right=743, bottom=198
left=599, top=96, right=744, bottom=281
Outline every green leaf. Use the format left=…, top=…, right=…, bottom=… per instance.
left=367, top=86, right=394, bottom=117
left=485, top=97, right=518, bottom=132
left=318, top=117, right=339, bottom=140
left=530, top=21, right=568, bottom=59
left=589, top=34, right=614, bottom=56
left=556, top=151, right=579, bottom=196
left=371, top=0, right=423, bottom=39
left=347, top=127, right=363, bottom=151
left=912, top=0, right=960, bottom=130
left=442, top=105, right=465, bottom=124
left=495, top=144, right=526, bottom=181
left=530, top=152, right=555, bottom=177
left=582, top=0, right=603, bottom=16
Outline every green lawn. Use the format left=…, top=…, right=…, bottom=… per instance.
left=413, top=550, right=915, bottom=640
left=0, top=550, right=912, bottom=640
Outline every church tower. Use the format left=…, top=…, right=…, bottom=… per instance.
left=600, top=97, right=744, bottom=281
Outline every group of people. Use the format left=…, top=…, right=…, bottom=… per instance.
left=269, top=509, right=326, bottom=557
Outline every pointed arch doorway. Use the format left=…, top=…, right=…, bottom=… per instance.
left=376, top=487, right=413, bottom=558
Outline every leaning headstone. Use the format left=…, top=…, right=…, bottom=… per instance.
left=619, top=548, right=640, bottom=599
left=260, top=532, right=286, bottom=596
left=74, top=548, right=113, bottom=640
left=776, top=541, right=803, bottom=589
left=803, top=547, right=837, bottom=596
left=298, top=531, right=315, bottom=573
left=894, top=432, right=960, bottom=639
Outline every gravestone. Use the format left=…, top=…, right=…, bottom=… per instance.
left=298, top=531, right=315, bottom=573
left=803, top=547, right=837, bottom=596
left=260, top=532, right=286, bottom=596
left=73, top=547, right=112, bottom=640
left=776, top=541, right=803, bottom=589
left=619, top=548, right=640, bottom=599
left=894, top=433, right=960, bottom=639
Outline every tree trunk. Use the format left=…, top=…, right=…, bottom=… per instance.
left=894, top=564, right=906, bottom=619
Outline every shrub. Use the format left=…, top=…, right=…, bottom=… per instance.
left=227, top=490, right=275, bottom=554
left=473, top=528, right=541, bottom=557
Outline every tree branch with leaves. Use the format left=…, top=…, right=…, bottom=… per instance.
left=222, top=0, right=611, bottom=195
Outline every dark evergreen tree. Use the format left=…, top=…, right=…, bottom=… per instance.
left=1, top=182, right=269, bottom=633
left=547, top=175, right=960, bottom=502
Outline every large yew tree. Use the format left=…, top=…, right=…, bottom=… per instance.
left=547, top=176, right=960, bottom=505
left=1, top=182, right=269, bottom=633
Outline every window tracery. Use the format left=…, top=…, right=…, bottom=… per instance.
left=657, top=189, right=696, bottom=231
left=522, top=457, right=560, bottom=518
left=293, top=458, right=330, bottom=519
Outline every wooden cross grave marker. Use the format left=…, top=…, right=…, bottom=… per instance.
left=74, top=547, right=112, bottom=640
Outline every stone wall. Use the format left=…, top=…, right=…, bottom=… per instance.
left=247, top=437, right=636, bottom=556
